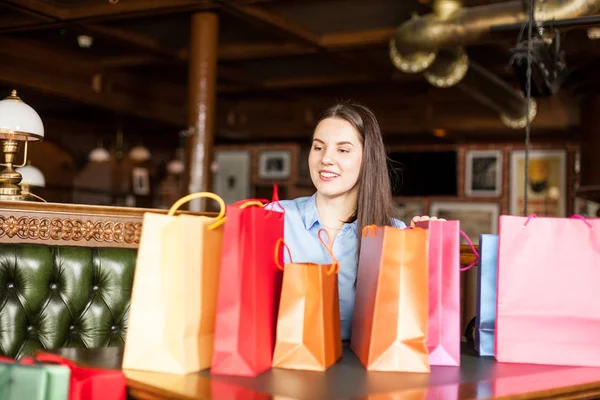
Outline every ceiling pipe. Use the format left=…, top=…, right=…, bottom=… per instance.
left=390, top=0, right=600, bottom=129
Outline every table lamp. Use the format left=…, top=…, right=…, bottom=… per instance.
left=16, top=162, right=45, bottom=201
left=0, top=90, right=44, bottom=200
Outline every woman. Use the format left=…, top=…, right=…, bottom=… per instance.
left=275, top=102, right=437, bottom=340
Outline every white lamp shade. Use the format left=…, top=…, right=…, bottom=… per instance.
left=167, top=159, right=185, bottom=175
left=128, top=145, right=151, bottom=162
left=0, top=90, right=44, bottom=141
left=89, top=147, right=111, bottom=163
left=16, top=165, right=45, bottom=187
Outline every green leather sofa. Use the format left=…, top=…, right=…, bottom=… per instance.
left=0, top=243, right=137, bottom=359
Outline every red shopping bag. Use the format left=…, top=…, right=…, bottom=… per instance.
left=34, top=353, right=126, bottom=400
left=496, top=214, right=600, bottom=366
left=416, top=220, right=478, bottom=366
left=210, top=186, right=285, bottom=376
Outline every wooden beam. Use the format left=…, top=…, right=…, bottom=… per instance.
left=218, top=42, right=317, bottom=61
left=3, top=0, right=64, bottom=19
left=81, top=24, right=182, bottom=59
left=0, top=63, right=184, bottom=126
left=220, top=4, right=321, bottom=46
left=321, top=28, right=396, bottom=49
left=62, top=0, right=212, bottom=21
left=216, top=28, right=395, bottom=61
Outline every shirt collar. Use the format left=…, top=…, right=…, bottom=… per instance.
left=302, top=193, right=358, bottom=234
left=302, top=193, right=320, bottom=230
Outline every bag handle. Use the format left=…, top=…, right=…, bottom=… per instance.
left=318, top=229, right=339, bottom=275
left=362, top=224, right=377, bottom=237
left=274, top=238, right=292, bottom=270
left=167, top=192, right=226, bottom=230
left=523, top=213, right=593, bottom=229
left=460, top=230, right=479, bottom=272
left=239, top=201, right=265, bottom=209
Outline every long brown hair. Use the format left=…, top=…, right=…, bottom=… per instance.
left=317, top=102, right=396, bottom=251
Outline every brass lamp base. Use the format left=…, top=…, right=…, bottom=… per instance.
left=0, top=139, right=28, bottom=201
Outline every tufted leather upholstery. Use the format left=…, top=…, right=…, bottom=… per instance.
left=0, top=243, right=137, bottom=359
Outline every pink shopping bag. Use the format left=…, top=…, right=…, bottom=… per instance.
left=495, top=214, right=600, bottom=366
left=416, top=220, right=478, bottom=366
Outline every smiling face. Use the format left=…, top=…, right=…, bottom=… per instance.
left=308, top=117, right=364, bottom=199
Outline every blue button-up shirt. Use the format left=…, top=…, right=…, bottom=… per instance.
left=269, top=194, right=406, bottom=340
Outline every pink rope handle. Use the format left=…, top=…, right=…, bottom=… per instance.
left=571, top=214, right=593, bottom=229
left=523, top=213, right=537, bottom=227
left=460, top=230, right=480, bottom=272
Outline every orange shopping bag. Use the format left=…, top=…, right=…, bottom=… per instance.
left=271, top=229, right=342, bottom=371
left=351, top=225, right=430, bottom=372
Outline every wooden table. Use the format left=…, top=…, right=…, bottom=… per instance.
left=55, top=344, right=600, bottom=399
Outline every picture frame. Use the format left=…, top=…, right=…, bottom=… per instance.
left=213, top=150, right=251, bottom=204
left=392, top=200, right=424, bottom=226
left=258, top=150, right=291, bottom=180
left=132, top=167, right=150, bottom=196
left=464, top=149, right=503, bottom=197
left=510, top=149, right=566, bottom=217
left=429, top=201, right=500, bottom=245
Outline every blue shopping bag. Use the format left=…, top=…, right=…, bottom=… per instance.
left=475, top=234, right=498, bottom=356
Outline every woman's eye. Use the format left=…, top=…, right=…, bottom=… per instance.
left=313, top=146, right=323, bottom=151
left=338, top=148, right=349, bottom=153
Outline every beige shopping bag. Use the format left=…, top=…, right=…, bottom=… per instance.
left=122, top=192, right=226, bottom=374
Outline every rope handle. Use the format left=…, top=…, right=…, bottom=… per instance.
left=274, top=238, right=292, bottom=271
left=167, top=192, right=226, bottom=230
left=239, top=201, right=265, bottom=209
left=460, top=230, right=479, bottom=272
left=318, top=229, right=339, bottom=275
left=362, top=224, right=377, bottom=237
left=523, top=213, right=593, bottom=229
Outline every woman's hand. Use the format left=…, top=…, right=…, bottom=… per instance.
left=410, top=215, right=446, bottom=227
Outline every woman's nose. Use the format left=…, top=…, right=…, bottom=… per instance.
left=321, top=149, right=335, bottom=165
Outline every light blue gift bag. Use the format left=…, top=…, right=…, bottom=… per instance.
left=475, top=234, right=498, bottom=356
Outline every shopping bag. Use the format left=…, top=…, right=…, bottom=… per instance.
left=351, top=225, right=430, bottom=372
left=475, top=234, right=498, bottom=357
left=211, top=188, right=285, bottom=377
left=0, top=355, right=69, bottom=400
left=34, top=353, right=126, bottom=400
left=123, top=192, right=226, bottom=374
left=415, top=220, right=478, bottom=366
left=271, top=229, right=342, bottom=371
left=496, top=214, right=600, bottom=366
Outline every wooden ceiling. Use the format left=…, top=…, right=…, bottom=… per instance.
left=0, top=0, right=598, bottom=148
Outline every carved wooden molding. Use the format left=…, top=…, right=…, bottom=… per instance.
left=0, top=200, right=214, bottom=249
left=0, top=216, right=142, bottom=245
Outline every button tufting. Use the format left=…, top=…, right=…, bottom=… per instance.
left=110, top=325, right=119, bottom=333
left=69, top=325, right=76, bottom=332
left=7, top=282, right=14, bottom=290
left=92, top=285, right=99, bottom=291
left=27, top=326, right=34, bottom=333
left=50, top=283, right=58, bottom=290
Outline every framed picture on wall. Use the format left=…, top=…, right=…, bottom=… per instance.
left=465, top=150, right=503, bottom=197
left=258, top=150, right=291, bottom=180
left=429, top=201, right=500, bottom=245
left=393, top=200, right=424, bottom=225
left=132, top=167, right=150, bottom=196
left=510, top=149, right=566, bottom=217
left=213, top=150, right=251, bottom=204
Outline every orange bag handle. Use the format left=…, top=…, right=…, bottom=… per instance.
left=362, top=225, right=377, bottom=237
left=239, top=201, right=265, bottom=209
left=318, top=229, right=339, bottom=275
left=167, top=192, right=226, bottom=230
left=274, top=238, right=292, bottom=271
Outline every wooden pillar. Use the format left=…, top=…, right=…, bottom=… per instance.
left=579, top=93, right=600, bottom=203
left=185, top=13, right=218, bottom=211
